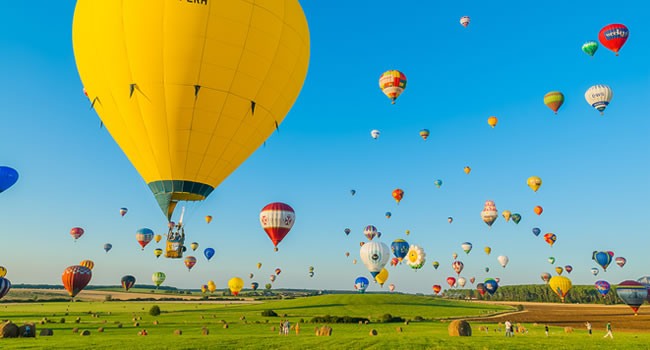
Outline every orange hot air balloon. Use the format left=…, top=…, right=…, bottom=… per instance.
left=154, top=235, right=162, bottom=243
left=62, top=265, right=92, bottom=298
left=205, top=216, right=212, bottom=224
left=392, top=189, right=404, bottom=204
left=464, top=166, right=471, bottom=174
left=432, top=285, right=442, bottom=294
left=534, top=206, right=543, bottom=215
left=487, top=116, right=498, bottom=128
left=79, top=260, right=95, bottom=271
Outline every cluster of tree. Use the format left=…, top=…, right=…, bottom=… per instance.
left=443, top=284, right=622, bottom=304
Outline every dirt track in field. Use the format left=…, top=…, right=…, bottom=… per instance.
left=467, top=301, right=650, bottom=332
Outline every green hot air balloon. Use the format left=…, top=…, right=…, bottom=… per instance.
left=548, top=257, right=556, bottom=264
left=511, top=213, right=521, bottom=224
left=544, top=91, right=565, bottom=115
left=582, top=40, right=598, bottom=57
left=152, top=272, right=166, bottom=289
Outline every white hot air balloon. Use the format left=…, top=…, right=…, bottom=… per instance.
left=371, top=129, right=380, bottom=139
left=359, top=241, right=390, bottom=278
left=498, top=255, right=509, bottom=268
left=458, top=277, right=467, bottom=288
left=460, top=16, right=470, bottom=28
left=585, top=85, right=613, bottom=115
left=406, top=245, right=426, bottom=270
left=461, top=242, right=473, bottom=254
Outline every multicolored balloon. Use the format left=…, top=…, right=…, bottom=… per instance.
left=406, top=245, right=426, bottom=271
left=452, top=253, right=458, bottom=260
left=70, top=227, right=85, bottom=241
left=544, top=92, right=564, bottom=115
left=564, top=265, right=573, bottom=274
left=389, top=284, right=395, bottom=292
left=432, top=261, right=439, bottom=270
left=585, top=85, right=613, bottom=115
left=534, top=206, right=543, bottom=215
left=592, top=251, right=614, bottom=271
left=350, top=189, right=356, bottom=196
left=615, top=257, right=626, bottom=268
left=511, top=213, right=521, bottom=224
left=447, top=277, right=456, bottom=288
left=591, top=268, right=599, bottom=276
left=420, top=129, right=430, bottom=140
left=392, top=189, right=404, bottom=204
left=62, top=265, right=92, bottom=297
left=0, top=266, right=6, bottom=278
left=103, top=243, right=112, bottom=253
left=448, top=217, right=453, bottom=224
left=458, top=277, right=466, bottom=288
left=201, top=285, right=208, bottom=293
left=470, top=277, right=476, bottom=284
left=154, top=248, right=163, bottom=258
left=487, top=116, right=498, bottom=128
left=375, top=268, right=389, bottom=286
left=548, top=257, right=555, bottom=264
left=541, top=272, right=551, bottom=284
left=582, top=40, right=598, bottom=57
left=594, top=280, right=610, bottom=297
left=154, top=234, right=162, bottom=243
left=0, top=277, right=10, bottom=300
left=616, top=280, right=647, bottom=314
left=481, top=200, right=498, bottom=227
left=544, top=233, right=557, bottom=247
left=385, top=212, right=391, bottom=219
left=549, top=276, right=572, bottom=302
left=371, top=130, right=380, bottom=139
left=204, top=248, right=215, bottom=261
left=434, top=179, right=442, bottom=188
left=555, top=266, right=563, bottom=275
left=190, top=242, right=199, bottom=251
left=228, top=277, right=244, bottom=296
left=275, top=268, right=282, bottom=275
left=121, top=275, right=136, bottom=292
left=80, top=260, right=95, bottom=271
left=184, top=256, right=197, bottom=271
left=527, top=177, right=542, bottom=192
left=360, top=241, right=390, bottom=277
left=476, top=283, right=486, bottom=296
left=270, top=275, right=276, bottom=283
left=354, top=277, right=369, bottom=293
left=461, top=242, right=472, bottom=254
left=599, top=24, right=629, bottom=56
left=452, top=261, right=464, bottom=276
left=391, top=239, right=410, bottom=262
left=364, top=225, right=378, bottom=241
left=460, top=16, right=470, bottom=28
left=152, top=272, right=166, bottom=287
left=120, top=208, right=128, bottom=217
left=344, top=228, right=351, bottom=236
left=379, top=70, right=407, bottom=104
left=136, top=228, right=154, bottom=250
left=260, top=202, right=295, bottom=251
left=502, top=211, right=512, bottom=222
left=251, top=282, right=259, bottom=291
left=484, top=279, right=498, bottom=295
left=205, top=216, right=212, bottom=224
left=464, top=166, right=471, bottom=174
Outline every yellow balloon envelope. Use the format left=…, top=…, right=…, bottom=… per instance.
left=154, top=235, right=162, bottom=243
left=488, top=116, right=498, bottom=128
left=0, top=266, right=7, bottom=278
left=80, top=260, right=95, bottom=271
left=228, top=277, right=244, bottom=296
left=205, top=216, right=212, bottom=224
left=502, top=210, right=512, bottom=222
left=208, top=281, right=216, bottom=293
left=549, top=276, right=572, bottom=302
left=484, top=247, right=491, bottom=255
left=257, top=263, right=262, bottom=270
left=555, top=266, right=564, bottom=275
left=527, top=177, right=542, bottom=192
left=73, top=0, right=311, bottom=220
left=375, top=268, right=389, bottom=286
left=464, top=166, right=471, bottom=174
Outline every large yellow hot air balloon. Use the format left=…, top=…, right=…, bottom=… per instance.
left=549, top=276, right=572, bottom=302
left=73, top=0, right=310, bottom=220
left=375, top=268, right=389, bottom=287
left=228, top=277, right=244, bottom=296
left=208, top=281, right=216, bottom=293
left=527, top=177, right=542, bottom=192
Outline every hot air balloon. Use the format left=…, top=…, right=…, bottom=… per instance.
left=461, top=242, right=472, bottom=254
left=497, top=255, right=509, bottom=268
left=375, top=268, right=389, bottom=286
left=582, top=40, right=598, bottom=57
left=544, top=92, right=565, bottom=114
left=532, top=228, right=541, bottom=237
left=548, top=257, right=555, bottom=264
left=350, top=189, right=356, bottom=196
left=591, top=268, right=599, bottom=276
left=555, top=266, right=564, bottom=275
left=308, top=271, right=314, bottom=278
left=391, top=239, right=410, bottom=262
left=527, top=177, right=542, bottom=192
left=447, top=277, right=456, bottom=288
left=260, top=203, right=295, bottom=251
left=73, top=0, right=310, bottom=221
left=406, top=245, right=426, bottom=271
left=544, top=233, right=557, bottom=247
left=208, top=281, right=216, bottom=293
left=511, top=214, right=521, bottom=224
left=452, top=261, right=464, bottom=275
left=549, top=276, right=572, bottom=302
left=152, top=272, right=166, bottom=288
left=405, top=230, right=410, bottom=235
left=205, top=216, right=212, bottom=224
left=502, top=211, right=512, bottom=222
left=228, top=277, right=244, bottom=296
left=484, top=279, right=498, bottom=295
left=565, top=265, right=573, bottom=274
left=487, top=116, right=498, bottom=128
left=541, top=272, right=551, bottom=284
left=433, top=179, right=442, bottom=188
left=599, top=24, right=629, bottom=56
left=184, top=256, right=197, bottom=271
left=391, top=257, right=397, bottom=266
left=458, top=277, right=467, bottom=288
left=203, top=248, right=215, bottom=261
left=481, top=200, right=498, bottom=227
left=154, top=235, right=162, bottom=243
left=353, top=259, right=357, bottom=264
left=595, top=280, right=611, bottom=297
left=534, top=206, right=543, bottom=215
left=119, top=208, right=128, bottom=217
left=364, top=225, right=378, bottom=241
left=201, top=285, right=208, bottom=293
left=476, top=283, right=486, bottom=296
left=154, top=248, right=163, bottom=258
left=432, top=261, right=440, bottom=270
left=371, top=130, right=380, bottom=139
left=430, top=285, right=441, bottom=295
left=616, top=280, right=647, bottom=314
left=249, top=273, right=254, bottom=279
left=80, top=260, right=95, bottom=271
left=257, top=263, right=262, bottom=269
left=354, top=277, right=369, bottom=293
left=136, top=228, right=154, bottom=250
left=376, top=232, right=382, bottom=239
left=70, top=227, right=84, bottom=241
left=385, top=212, right=392, bottom=219
left=103, top=243, right=112, bottom=253
left=345, top=252, right=350, bottom=258
left=0, top=267, right=6, bottom=278
left=0, top=166, right=18, bottom=194
left=344, top=228, right=351, bottom=236
left=448, top=217, right=453, bottom=224
left=495, top=278, right=501, bottom=284
left=0, top=277, right=10, bottom=300
left=585, top=85, right=613, bottom=115
left=615, top=257, right=626, bottom=268
left=389, top=284, right=395, bottom=292
left=62, top=265, right=92, bottom=298
left=392, top=189, right=404, bottom=204
left=592, top=251, right=614, bottom=271
left=251, top=282, right=259, bottom=291
left=379, top=70, right=407, bottom=104
left=120, top=275, right=135, bottom=292
left=190, top=242, right=199, bottom=251
left=460, top=16, right=470, bottom=28
left=452, top=253, right=458, bottom=260
left=464, top=166, right=471, bottom=174
left=274, top=268, right=282, bottom=276
left=485, top=267, right=490, bottom=273
left=420, top=129, right=430, bottom=140
left=360, top=241, right=390, bottom=277
left=470, top=277, right=476, bottom=284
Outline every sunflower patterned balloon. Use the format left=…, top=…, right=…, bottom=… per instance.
left=406, top=245, right=426, bottom=271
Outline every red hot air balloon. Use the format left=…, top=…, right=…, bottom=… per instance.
left=260, top=203, right=295, bottom=252
left=62, top=265, right=92, bottom=297
left=70, top=227, right=84, bottom=241
left=392, top=189, right=404, bottom=204
left=184, top=256, right=197, bottom=271
left=447, top=277, right=456, bottom=288
left=432, top=285, right=442, bottom=294
left=599, top=24, right=629, bottom=56
left=616, top=257, right=627, bottom=268
left=534, top=206, right=543, bottom=215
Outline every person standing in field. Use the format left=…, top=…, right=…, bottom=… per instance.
left=545, top=325, right=549, bottom=337
left=295, top=322, right=300, bottom=335
left=504, top=321, right=512, bottom=337
left=284, top=320, right=290, bottom=336
left=585, top=322, right=592, bottom=336
left=604, top=322, right=613, bottom=339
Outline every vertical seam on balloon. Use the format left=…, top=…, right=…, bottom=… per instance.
left=161, top=0, right=174, bottom=186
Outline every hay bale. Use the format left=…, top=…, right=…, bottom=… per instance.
left=117, top=323, right=123, bottom=328
left=174, top=329, right=182, bottom=335
left=448, top=320, right=472, bottom=337
left=533, top=323, right=538, bottom=327
left=240, top=316, right=246, bottom=320
left=202, top=328, right=209, bottom=335
left=369, top=329, right=377, bottom=336
left=153, top=320, right=159, bottom=325
left=223, top=324, right=228, bottom=329
left=212, top=314, right=216, bottom=318
left=18, top=323, right=36, bottom=338
left=200, top=315, right=204, bottom=320
left=97, top=327, right=104, bottom=333
left=132, top=318, right=137, bottom=322
left=75, top=317, right=81, bottom=323
left=72, top=328, right=79, bottom=334
left=565, top=327, right=573, bottom=334
left=317, top=326, right=332, bottom=336
left=39, top=329, right=53, bottom=336
left=404, top=320, right=409, bottom=326
left=39, top=321, right=45, bottom=325
left=396, top=327, right=403, bottom=333
left=358, top=321, right=363, bottom=325
left=0, top=321, right=19, bottom=338
left=364, top=320, right=369, bottom=325
left=80, top=330, right=91, bottom=336
left=271, top=326, right=276, bottom=332
left=102, top=320, right=107, bottom=324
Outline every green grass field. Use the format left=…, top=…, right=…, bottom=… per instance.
left=0, top=294, right=648, bottom=349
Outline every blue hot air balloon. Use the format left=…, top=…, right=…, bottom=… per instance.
left=354, top=277, right=369, bottom=293
left=204, top=248, right=215, bottom=261
left=103, top=243, right=112, bottom=253
left=433, top=179, right=442, bottom=188
left=592, top=251, right=614, bottom=271
left=121, top=275, right=136, bottom=292
left=532, top=227, right=541, bottom=236
left=594, top=280, right=610, bottom=297
left=391, top=239, right=409, bottom=262
left=350, top=190, right=356, bottom=196
left=0, top=166, right=18, bottom=193
left=616, top=280, right=648, bottom=315
left=344, top=228, right=351, bottom=236
left=484, top=279, right=499, bottom=295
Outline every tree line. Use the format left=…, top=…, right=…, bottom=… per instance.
left=443, top=284, right=624, bottom=304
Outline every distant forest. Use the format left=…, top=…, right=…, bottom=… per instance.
left=443, top=284, right=625, bottom=304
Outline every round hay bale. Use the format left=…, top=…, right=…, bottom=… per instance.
left=174, top=329, right=182, bottom=335
left=117, top=323, right=123, bottom=328
left=223, top=324, right=228, bottom=329
left=75, top=317, right=81, bottom=323
left=202, top=328, right=209, bottom=335
left=396, top=327, right=403, bottom=333
left=39, top=321, right=45, bottom=325
left=369, top=329, right=377, bottom=336
left=318, top=326, right=332, bottom=336
left=80, top=330, right=91, bottom=336
left=97, top=327, right=104, bottom=333
left=565, top=327, right=573, bottom=334
left=153, top=320, right=159, bottom=325
left=271, top=326, right=276, bottom=331
left=39, top=329, right=54, bottom=336
left=102, top=320, right=107, bottom=324
left=358, top=321, right=363, bottom=325
left=60, top=318, right=65, bottom=324
left=200, top=315, right=204, bottom=320
left=133, top=322, right=139, bottom=327
left=18, top=323, right=36, bottom=338
left=72, top=328, right=79, bottom=334
left=137, top=316, right=142, bottom=321
left=448, top=320, right=472, bottom=337
left=132, top=318, right=136, bottom=322
left=404, top=320, right=409, bottom=326
left=364, top=320, right=369, bottom=325
left=240, top=316, right=246, bottom=320
left=0, top=321, right=19, bottom=338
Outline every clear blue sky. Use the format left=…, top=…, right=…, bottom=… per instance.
left=0, top=1, right=648, bottom=294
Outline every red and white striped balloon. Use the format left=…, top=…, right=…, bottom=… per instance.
left=260, top=203, right=295, bottom=251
